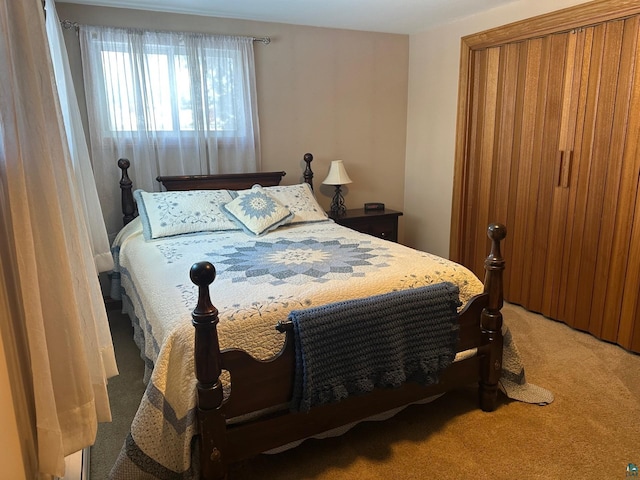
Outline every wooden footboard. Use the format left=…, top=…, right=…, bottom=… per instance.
left=188, top=224, right=506, bottom=479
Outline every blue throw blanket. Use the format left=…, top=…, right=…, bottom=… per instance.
left=289, top=282, right=461, bottom=412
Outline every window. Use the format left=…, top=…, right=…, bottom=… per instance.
left=99, top=45, right=248, bottom=135
left=79, top=26, right=260, bottom=236
left=95, top=40, right=250, bottom=135
left=81, top=27, right=257, bottom=140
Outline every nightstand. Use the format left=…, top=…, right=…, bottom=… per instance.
left=328, top=208, right=403, bottom=242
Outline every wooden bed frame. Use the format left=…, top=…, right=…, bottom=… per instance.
left=117, top=153, right=506, bottom=480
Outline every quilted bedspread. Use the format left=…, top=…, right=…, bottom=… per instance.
left=108, top=218, right=485, bottom=479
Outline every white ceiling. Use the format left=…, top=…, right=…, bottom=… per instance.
left=60, top=0, right=515, bottom=35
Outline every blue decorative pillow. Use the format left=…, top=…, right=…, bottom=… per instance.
left=221, top=187, right=294, bottom=236
left=263, top=183, right=328, bottom=224
left=134, top=189, right=238, bottom=240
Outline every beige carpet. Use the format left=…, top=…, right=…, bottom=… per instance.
left=91, top=312, right=146, bottom=479
left=95, top=303, right=640, bottom=479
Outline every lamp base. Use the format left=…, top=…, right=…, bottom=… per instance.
left=330, top=185, right=347, bottom=215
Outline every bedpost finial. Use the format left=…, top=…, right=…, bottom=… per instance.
left=117, top=158, right=130, bottom=170
left=485, top=223, right=506, bottom=271
left=487, top=223, right=506, bottom=242
left=190, top=261, right=217, bottom=287
left=118, top=158, right=136, bottom=225
left=190, top=262, right=218, bottom=319
left=303, top=153, right=314, bottom=190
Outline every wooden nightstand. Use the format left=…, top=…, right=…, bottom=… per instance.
left=328, top=208, right=403, bottom=242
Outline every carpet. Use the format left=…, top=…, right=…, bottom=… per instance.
left=92, top=303, right=640, bottom=480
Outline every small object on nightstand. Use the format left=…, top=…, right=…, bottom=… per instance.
left=364, top=202, right=385, bottom=212
left=328, top=208, right=403, bottom=242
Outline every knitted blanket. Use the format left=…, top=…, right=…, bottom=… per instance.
left=289, top=282, right=462, bottom=412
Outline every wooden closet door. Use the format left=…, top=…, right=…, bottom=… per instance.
left=557, top=17, right=640, bottom=346
left=515, top=33, right=568, bottom=314
left=459, top=33, right=569, bottom=309
left=583, top=16, right=640, bottom=349
left=617, top=43, right=640, bottom=351
left=620, top=180, right=640, bottom=351
left=453, top=2, right=640, bottom=353
left=462, top=43, right=513, bottom=279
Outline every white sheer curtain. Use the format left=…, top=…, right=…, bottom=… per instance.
left=44, top=0, right=113, bottom=273
left=79, top=26, right=261, bottom=236
left=0, top=0, right=117, bottom=477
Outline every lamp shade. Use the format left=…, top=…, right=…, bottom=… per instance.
left=322, top=160, right=353, bottom=185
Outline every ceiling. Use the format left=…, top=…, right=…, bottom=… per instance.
left=60, top=0, right=515, bottom=35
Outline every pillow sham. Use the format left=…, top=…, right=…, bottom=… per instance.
left=133, top=189, right=238, bottom=240
left=262, top=183, right=328, bottom=224
left=221, top=187, right=294, bottom=236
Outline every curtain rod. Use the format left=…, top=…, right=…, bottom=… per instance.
left=59, top=19, right=271, bottom=44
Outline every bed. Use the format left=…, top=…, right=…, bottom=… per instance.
left=110, top=154, right=508, bottom=480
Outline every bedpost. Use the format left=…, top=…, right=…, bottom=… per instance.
left=118, top=158, right=136, bottom=225
left=303, top=153, right=314, bottom=190
left=190, top=262, right=228, bottom=480
left=479, top=223, right=507, bottom=412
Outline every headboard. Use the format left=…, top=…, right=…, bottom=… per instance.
left=156, top=172, right=286, bottom=191
left=117, top=153, right=315, bottom=226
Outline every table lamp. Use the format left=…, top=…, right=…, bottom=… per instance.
left=322, top=160, right=352, bottom=215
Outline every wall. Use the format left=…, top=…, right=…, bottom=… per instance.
left=0, top=269, right=32, bottom=480
left=404, top=0, right=593, bottom=258
left=56, top=3, right=409, bottom=239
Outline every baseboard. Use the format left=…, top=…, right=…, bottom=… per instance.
left=58, top=447, right=90, bottom=480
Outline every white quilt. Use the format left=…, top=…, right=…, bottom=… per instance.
left=109, top=218, right=484, bottom=479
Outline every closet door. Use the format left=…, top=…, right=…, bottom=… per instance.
left=512, top=33, right=568, bottom=314
left=620, top=183, right=640, bottom=351
left=618, top=50, right=640, bottom=351
left=452, top=2, right=640, bottom=353
left=459, top=33, right=570, bottom=309
left=557, top=17, right=640, bottom=347
left=599, top=17, right=640, bottom=352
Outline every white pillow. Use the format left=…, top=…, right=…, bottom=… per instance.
left=134, top=189, right=238, bottom=240
left=221, top=187, right=294, bottom=236
left=262, top=183, right=328, bottom=224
